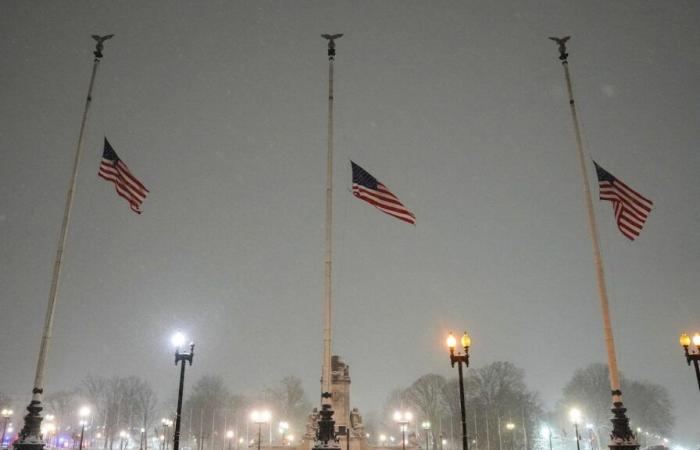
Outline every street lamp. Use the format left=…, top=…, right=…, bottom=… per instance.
left=250, top=410, right=271, bottom=450
left=446, top=331, right=471, bottom=450
left=569, top=408, right=582, bottom=450
left=119, top=431, right=129, bottom=450
left=77, top=407, right=90, bottom=450
left=679, top=333, right=700, bottom=391
left=171, top=332, right=194, bottom=450
left=505, top=423, right=515, bottom=450
left=421, top=421, right=431, bottom=450
left=140, top=428, right=146, bottom=450
left=1, top=409, right=13, bottom=449
left=278, top=422, right=288, bottom=445
left=42, top=416, right=56, bottom=449
left=162, top=419, right=173, bottom=450
left=540, top=425, right=553, bottom=450
left=393, top=411, right=412, bottom=450
left=226, top=431, right=234, bottom=450
left=379, top=434, right=387, bottom=446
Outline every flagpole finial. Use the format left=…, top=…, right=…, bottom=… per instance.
left=548, top=36, right=570, bottom=62
left=91, top=34, right=114, bottom=59
left=321, top=33, right=343, bottom=60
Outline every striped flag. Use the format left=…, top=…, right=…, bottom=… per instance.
left=98, top=138, right=149, bottom=214
left=594, top=161, right=652, bottom=240
left=351, top=161, right=416, bottom=225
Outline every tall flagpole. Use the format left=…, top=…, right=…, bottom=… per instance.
left=320, top=33, right=342, bottom=403
left=549, top=37, right=638, bottom=450
left=14, top=34, right=113, bottom=450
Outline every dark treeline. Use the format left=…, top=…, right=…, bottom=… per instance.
left=375, top=362, right=673, bottom=450
left=0, top=364, right=672, bottom=450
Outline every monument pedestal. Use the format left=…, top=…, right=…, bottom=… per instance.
left=300, top=356, right=371, bottom=450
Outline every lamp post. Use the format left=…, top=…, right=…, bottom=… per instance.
left=77, top=407, right=90, bottom=450
left=40, top=418, right=55, bottom=449
left=585, top=424, right=595, bottom=450
left=393, top=411, right=412, bottom=450
left=278, top=422, right=288, bottom=446
left=172, top=332, right=194, bottom=450
left=162, top=419, right=173, bottom=450
left=1, top=409, right=13, bottom=449
left=421, top=421, right=431, bottom=450
left=250, top=411, right=270, bottom=450
left=679, top=333, right=700, bottom=391
left=541, top=425, right=553, bottom=450
left=225, top=431, right=234, bottom=450
left=569, top=409, right=582, bottom=450
left=505, top=423, right=515, bottom=450
left=446, top=332, right=471, bottom=450
left=119, top=431, right=129, bottom=450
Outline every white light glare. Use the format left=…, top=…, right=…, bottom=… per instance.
left=172, top=332, right=186, bottom=348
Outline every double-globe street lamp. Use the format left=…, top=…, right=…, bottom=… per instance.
left=162, top=419, right=173, bottom=450
left=119, top=431, right=130, bottom=450
left=679, top=333, right=700, bottom=391
left=393, top=411, right=412, bottom=450
left=250, top=410, right=271, bottom=450
left=225, top=431, right=234, bottom=450
left=278, top=422, right=289, bottom=446
left=41, top=416, right=56, bottom=448
left=569, top=408, right=582, bottom=450
left=421, top=421, right=431, bottom=450
left=78, top=406, right=90, bottom=450
left=446, top=331, right=471, bottom=450
left=1, top=409, right=13, bottom=449
left=171, top=332, right=194, bottom=450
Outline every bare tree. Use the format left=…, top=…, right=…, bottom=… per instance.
left=442, top=362, right=541, bottom=450
left=264, top=376, right=311, bottom=435
left=382, top=388, right=409, bottom=421
left=79, top=375, right=160, bottom=450
left=404, top=374, right=448, bottom=450
left=184, top=375, right=231, bottom=450
left=44, top=389, right=80, bottom=433
left=560, top=364, right=673, bottom=438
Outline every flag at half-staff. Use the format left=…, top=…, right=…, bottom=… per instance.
left=98, top=137, right=149, bottom=213
left=351, top=161, right=416, bottom=224
left=594, top=161, right=653, bottom=240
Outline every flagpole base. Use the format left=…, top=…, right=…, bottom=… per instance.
left=13, top=396, right=45, bottom=450
left=608, top=401, right=639, bottom=450
left=313, top=399, right=340, bottom=450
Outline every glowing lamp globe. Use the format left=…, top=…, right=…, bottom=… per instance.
left=569, top=408, right=582, bottom=424
left=461, top=332, right=471, bottom=348
left=446, top=333, right=456, bottom=349
left=172, top=332, right=186, bottom=348
left=693, top=333, right=700, bottom=346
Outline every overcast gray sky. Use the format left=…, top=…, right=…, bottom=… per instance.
left=1, top=0, right=698, bottom=445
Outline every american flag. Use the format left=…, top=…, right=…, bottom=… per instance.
left=594, top=161, right=652, bottom=240
left=98, top=138, right=149, bottom=214
left=351, top=161, right=416, bottom=225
